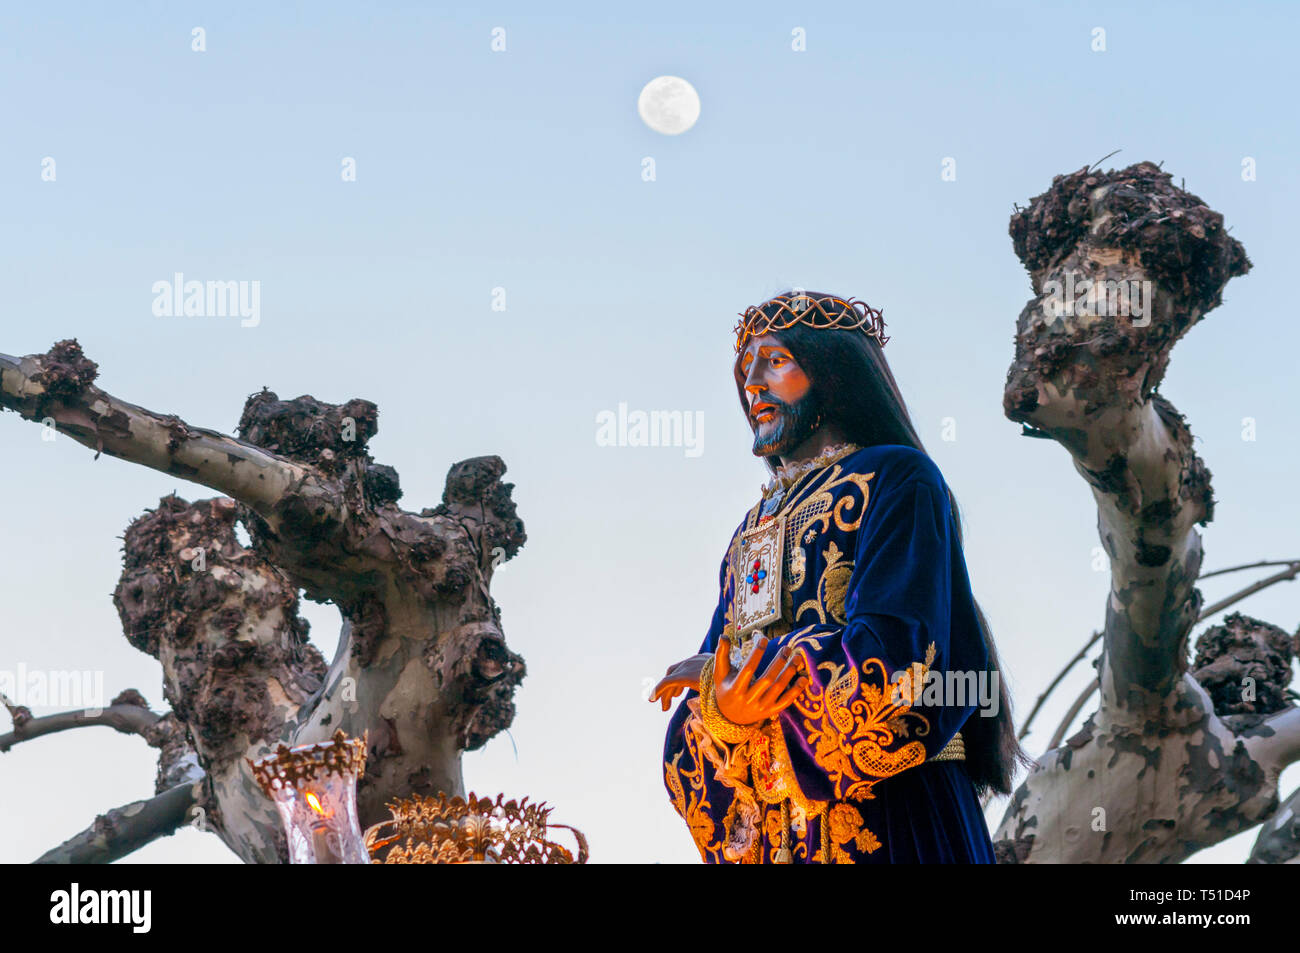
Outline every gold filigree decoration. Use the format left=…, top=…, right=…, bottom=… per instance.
left=363, top=792, right=588, bottom=864
left=795, top=540, right=854, bottom=625
left=667, top=697, right=723, bottom=861
left=793, top=642, right=938, bottom=802
left=825, top=802, right=881, bottom=863
left=791, top=466, right=877, bottom=538
left=248, top=729, right=367, bottom=796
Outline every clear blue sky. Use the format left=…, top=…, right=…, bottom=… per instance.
left=2, top=0, right=1296, bottom=863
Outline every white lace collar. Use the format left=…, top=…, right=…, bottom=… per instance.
left=759, top=442, right=862, bottom=500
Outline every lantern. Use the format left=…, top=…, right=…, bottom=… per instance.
left=249, top=730, right=369, bottom=865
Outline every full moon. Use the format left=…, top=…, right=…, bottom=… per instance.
left=637, top=76, right=701, bottom=135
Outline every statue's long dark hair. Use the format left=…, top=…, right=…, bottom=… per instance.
left=733, top=297, right=1027, bottom=797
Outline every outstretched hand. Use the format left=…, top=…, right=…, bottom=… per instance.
left=650, top=654, right=712, bottom=711
left=713, top=634, right=809, bottom=725
left=649, top=635, right=811, bottom=721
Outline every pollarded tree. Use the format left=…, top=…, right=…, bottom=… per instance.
left=0, top=346, right=526, bottom=863
left=993, top=161, right=1300, bottom=864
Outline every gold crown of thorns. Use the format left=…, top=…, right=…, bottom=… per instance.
left=735, top=293, right=889, bottom=354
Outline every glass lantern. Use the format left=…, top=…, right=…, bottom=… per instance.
left=249, top=730, right=369, bottom=865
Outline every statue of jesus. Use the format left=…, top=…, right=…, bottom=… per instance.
left=651, top=291, right=1023, bottom=863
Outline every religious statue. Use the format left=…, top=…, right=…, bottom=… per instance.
left=651, top=292, right=1024, bottom=863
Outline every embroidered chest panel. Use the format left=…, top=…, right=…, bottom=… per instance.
left=729, top=464, right=878, bottom=637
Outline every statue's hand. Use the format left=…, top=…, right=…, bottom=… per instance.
left=650, top=654, right=712, bottom=711
left=713, top=634, right=809, bottom=726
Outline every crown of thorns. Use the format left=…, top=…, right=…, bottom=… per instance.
left=734, top=294, right=889, bottom=353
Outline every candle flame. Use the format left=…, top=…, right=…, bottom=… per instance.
left=306, top=791, right=328, bottom=816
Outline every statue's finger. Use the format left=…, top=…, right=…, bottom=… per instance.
left=736, top=634, right=767, bottom=689
left=758, top=655, right=799, bottom=706
left=772, top=677, right=810, bottom=711
left=715, top=637, right=732, bottom=682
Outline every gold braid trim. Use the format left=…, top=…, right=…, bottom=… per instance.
left=930, top=731, right=965, bottom=762
left=698, top=655, right=758, bottom=745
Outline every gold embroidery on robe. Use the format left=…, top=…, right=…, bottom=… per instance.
left=787, top=466, right=877, bottom=547
left=748, top=721, right=827, bottom=817
left=793, top=642, right=938, bottom=802
left=795, top=540, right=854, bottom=625
left=665, top=705, right=721, bottom=862
left=762, top=803, right=811, bottom=863
left=676, top=459, right=929, bottom=862
left=676, top=680, right=828, bottom=863
left=824, top=802, right=882, bottom=863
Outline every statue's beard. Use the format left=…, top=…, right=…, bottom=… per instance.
left=752, top=393, right=821, bottom=459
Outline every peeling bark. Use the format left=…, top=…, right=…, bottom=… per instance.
left=994, top=163, right=1300, bottom=863
left=33, top=781, right=201, bottom=865
left=2, top=346, right=526, bottom=863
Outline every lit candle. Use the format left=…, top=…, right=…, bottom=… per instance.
left=249, top=730, right=370, bottom=865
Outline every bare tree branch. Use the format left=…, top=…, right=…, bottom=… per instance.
left=1248, top=785, right=1300, bottom=864
left=4, top=342, right=528, bottom=863
left=1199, top=558, right=1300, bottom=580
left=0, top=343, right=339, bottom=524
left=1031, top=560, right=1299, bottom=751
left=1046, top=672, right=1102, bottom=753
left=1018, top=630, right=1101, bottom=741
left=991, top=162, right=1292, bottom=864
left=33, top=780, right=201, bottom=864
left=1243, top=707, right=1300, bottom=772
left=0, top=702, right=160, bottom=753
left=1199, top=560, right=1300, bottom=618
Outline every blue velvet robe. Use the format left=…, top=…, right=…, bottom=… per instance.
left=663, top=444, right=996, bottom=863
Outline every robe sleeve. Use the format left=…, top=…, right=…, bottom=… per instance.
left=766, top=475, right=984, bottom=803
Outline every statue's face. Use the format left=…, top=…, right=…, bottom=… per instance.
left=738, top=333, right=819, bottom=457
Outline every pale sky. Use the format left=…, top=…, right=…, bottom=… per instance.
left=2, top=0, right=1297, bottom=864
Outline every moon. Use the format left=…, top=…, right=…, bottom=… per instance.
left=637, top=76, right=701, bottom=136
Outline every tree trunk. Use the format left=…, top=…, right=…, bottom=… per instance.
left=993, top=162, right=1300, bottom=863
left=1, top=350, right=525, bottom=862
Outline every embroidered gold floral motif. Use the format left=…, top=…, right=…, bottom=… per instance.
left=793, top=642, right=938, bottom=801
left=672, top=454, right=937, bottom=863
left=763, top=805, right=784, bottom=847
left=793, top=466, right=877, bottom=538
left=748, top=721, right=827, bottom=817
left=673, top=689, right=827, bottom=864
left=665, top=708, right=720, bottom=862
left=795, top=541, right=854, bottom=625
left=825, top=802, right=882, bottom=862
left=787, top=544, right=807, bottom=591
left=762, top=803, right=810, bottom=863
